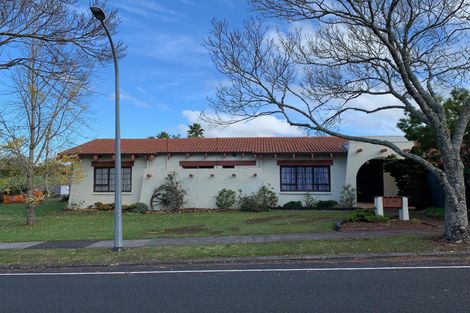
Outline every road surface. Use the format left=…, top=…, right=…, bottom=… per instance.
left=1, top=257, right=470, bottom=312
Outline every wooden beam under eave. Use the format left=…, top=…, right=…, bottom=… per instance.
left=311, top=153, right=314, bottom=159
left=292, top=153, right=296, bottom=160
left=167, top=153, right=172, bottom=159
left=204, top=153, right=208, bottom=158
left=274, top=153, right=277, bottom=159
left=131, top=154, right=136, bottom=161
left=186, top=153, right=190, bottom=158
left=112, top=155, right=115, bottom=161
left=93, top=155, right=99, bottom=161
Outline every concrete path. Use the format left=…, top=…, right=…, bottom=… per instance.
left=0, top=229, right=441, bottom=250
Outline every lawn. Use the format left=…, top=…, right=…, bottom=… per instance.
left=0, top=236, right=439, bottom=267
left=0, top=202, right=348, bottom=242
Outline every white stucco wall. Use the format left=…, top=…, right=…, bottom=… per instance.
left=68, top=157, right=146, bottom=208
left=68, top=136, right=413, bottom=209
left=345, top=136, right=414, bottom=196
left=70, top=153, right=347, bottom=209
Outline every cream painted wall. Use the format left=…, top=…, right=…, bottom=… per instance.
left=68, top=137, right=413, bottom=209
left=68, top=157, right=146, bottom=208
left=383, top=172, right=399, bottom=196
left=70, top=153, right=347, bottom=209
left=345, top=136, right=414, bottom=200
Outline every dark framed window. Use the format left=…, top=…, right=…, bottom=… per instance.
left=94, top=167, right=132, bottom=192
left=280, top=166, right=330, bottom=192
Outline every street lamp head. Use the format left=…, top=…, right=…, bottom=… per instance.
left=90, top=6, right=106, bottom=21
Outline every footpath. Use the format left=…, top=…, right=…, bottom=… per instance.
left=0, top=229, right=440, bottom=250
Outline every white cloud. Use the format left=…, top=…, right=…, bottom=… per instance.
left=180, top=110, right=305, bottom=137
left=131, top=32, right=206, bottom=64
left=120, top=92, right=153, bottom=109
left=116, top=1, right=185, bottom=20
left=338, top=94, right=405, bottom=136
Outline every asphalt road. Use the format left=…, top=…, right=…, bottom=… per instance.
left=2, top=259, right=470, bottom=313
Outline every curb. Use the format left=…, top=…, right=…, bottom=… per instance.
left=2, top=249, right=470, bottom=272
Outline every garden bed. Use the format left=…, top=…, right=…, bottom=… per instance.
left=339, top=219, right=438, bottom=232
left=271, top=206, right=358, bottom=211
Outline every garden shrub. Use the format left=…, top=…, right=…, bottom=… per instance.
left=283, top=201, right=304, bottom=210
left=304, top=193, right=318, bottom=208
left=215, top=188, right=237, bottom=209
left=96, top=203, right=113, bottom=211
left=423, top=207, right=444, bottom=219
left=339, top=184, right=356, bottom=208
left=152, top=172, right=186, bottom=211
left=127, top=202, right=148, bottom=214
left=364, top=215, right=392, bottom=223
left=316, top=200, right=338, bottom=209
left=238, top=185, right=278, bottom=212
left=257, top=184, right=278, bottom=209
left=346, top=208, right=391, bottom=222
left=239, top=194, right=260, bottom=212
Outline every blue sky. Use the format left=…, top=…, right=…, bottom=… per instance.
left=81, top=0, right=403, bottom=143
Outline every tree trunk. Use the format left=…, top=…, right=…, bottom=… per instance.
left=25, top=168, right=36, bottom=226
left=441, top=158, right=469, bottom=241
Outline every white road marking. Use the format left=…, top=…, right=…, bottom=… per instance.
left=1, top=265, right=470, bottom=276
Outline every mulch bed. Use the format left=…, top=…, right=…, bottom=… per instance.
left=340, top=219, right=439, bottom=232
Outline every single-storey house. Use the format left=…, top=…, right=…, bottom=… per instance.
left=64, top=136, right=413, bottom=209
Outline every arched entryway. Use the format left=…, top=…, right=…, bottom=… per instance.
left=356, top=159, right=385, bottom=203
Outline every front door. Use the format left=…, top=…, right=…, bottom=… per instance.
left=356, top=159, right=384, bottom=202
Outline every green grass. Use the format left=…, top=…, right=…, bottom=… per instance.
left=0, top=202, right=347, bottom=242
left=0, top=236, right=439, bottom=267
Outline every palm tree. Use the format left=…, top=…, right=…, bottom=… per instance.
left=156, top=131, right=170, bottom=138
left=187, top=123, right=204, bottom=138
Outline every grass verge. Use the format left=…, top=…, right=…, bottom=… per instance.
left=0, top=202, right=347, bottom=242
left=0, top=236, right=444, bottom=267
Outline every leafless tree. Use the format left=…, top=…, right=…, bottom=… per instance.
left=205, top=0, right=470, bottom=241
left=0, top=0, right=123, bottom=73
left=0, top=0, right=123, bottom=225
left=0, top=41, right=91, bottom=224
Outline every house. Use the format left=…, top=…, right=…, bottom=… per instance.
left=63, top=136, right=413, bottom=209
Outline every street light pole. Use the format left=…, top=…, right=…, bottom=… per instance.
left=90, top=6, right=122, bottom=251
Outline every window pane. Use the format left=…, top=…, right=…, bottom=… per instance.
left=108, top=167, right=131, bottom=192
left=94, top=168, right=109, bottom=191
left=122, top=168, right=132, bottom=192
left=313, top=167, right=330, bottom=191
left=95, top=168, right=108, bottom=185
left=294, top=167, right=314, bottom=191
left=281, top=167, right=296, bottom=191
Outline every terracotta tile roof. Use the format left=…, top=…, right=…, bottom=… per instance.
left=63, top=137, right=349, bottom=156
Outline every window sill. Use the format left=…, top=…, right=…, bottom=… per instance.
left=279, top=192, right=332, bottom=195
left=92, top=192, right=133, bottom=195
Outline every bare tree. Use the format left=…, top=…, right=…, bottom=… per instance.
left=0, top=0, right=123, bottom=73
left=0, top=41, right=91, bottom=225
left=0, top=1, right=124, bottom=224
left=205, top=0, right=470, bottom=241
